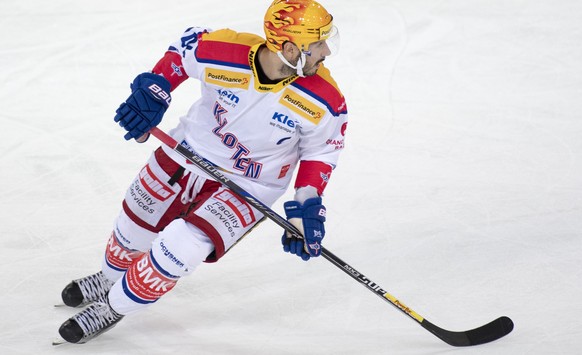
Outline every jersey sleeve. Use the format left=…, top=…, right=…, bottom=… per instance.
left=152, top=51, right=188, bottom=90
left=294, top=110, right=348, bottom=195
left=292, top=67, right=348, bottom=195
left=151, top=26, right=213, bottom=90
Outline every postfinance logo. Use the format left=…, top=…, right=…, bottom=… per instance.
left=205, top=68, right=251, bottom=89
left=279, top=89, right=324, bottom=125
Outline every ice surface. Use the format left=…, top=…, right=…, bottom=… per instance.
left=1, top=0, right=581, bottom=354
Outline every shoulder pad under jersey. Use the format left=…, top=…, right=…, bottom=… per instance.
left=292, top=66, right=348, bottom=117
left=196, top=29, right=265, bottom=69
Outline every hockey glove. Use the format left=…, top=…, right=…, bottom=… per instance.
left=282, top=197, right=326, bottom=261
left=114, top=72, right=171, bottom=141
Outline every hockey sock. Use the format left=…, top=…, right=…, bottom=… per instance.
left=102, top=231, right=146, bottom=282
left=108, top=219, right=214, bottom=314
left=102, top=210, right=159, bottom=281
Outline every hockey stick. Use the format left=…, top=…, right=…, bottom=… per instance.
left=149, top=127, right=514, bottom=346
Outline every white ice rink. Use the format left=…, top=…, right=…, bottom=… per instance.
left=1, top=0, right=581, bottom=354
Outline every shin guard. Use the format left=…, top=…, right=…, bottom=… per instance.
left=108, top=219, right=214, bottom=314
left=103, top=231, right=146, bottom=280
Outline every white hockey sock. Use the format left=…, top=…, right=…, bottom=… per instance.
left=108, top=219, right=214, bottom=315
left=101, top=210, right=159, bottom=282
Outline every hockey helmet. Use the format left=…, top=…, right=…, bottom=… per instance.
left=264, top=0, right=339, bottom=55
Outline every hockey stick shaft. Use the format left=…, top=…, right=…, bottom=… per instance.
left=149, top=127, right=513, bottom=346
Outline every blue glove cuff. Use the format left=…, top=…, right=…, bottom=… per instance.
left=283, top=197, right=324, bottom=219
left=283, top=200, right=303, bottom=219
left=130, top=72, right=172, bottom=107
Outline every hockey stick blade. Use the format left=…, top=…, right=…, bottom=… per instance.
left=323, top=246, right=514, bottom=346
left=149, top=127, right=514, bottom=346
left=422, top=316, right=514, bottom=346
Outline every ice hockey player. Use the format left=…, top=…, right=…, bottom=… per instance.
left=57, top=0, right=347, bottom=344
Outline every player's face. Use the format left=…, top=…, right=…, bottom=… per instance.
left=301, top=40, right=332, bottom=76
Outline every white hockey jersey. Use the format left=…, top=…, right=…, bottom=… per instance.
left=154, top=27, right=348, bottom=206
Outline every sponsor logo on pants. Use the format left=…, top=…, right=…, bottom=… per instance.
left=214, top=190, right=255, bottom=227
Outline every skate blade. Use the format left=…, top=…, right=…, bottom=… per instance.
left=52, top=337, right=68, bottom=346
left=54, top=302, right=89, bottom=308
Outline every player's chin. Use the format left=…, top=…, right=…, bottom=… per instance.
left=304, top=66, right=320, bottom=77
left=305, top=61, right=324, bottom=76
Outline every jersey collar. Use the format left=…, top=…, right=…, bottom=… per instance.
left=249, top=43, right=298, bottom=93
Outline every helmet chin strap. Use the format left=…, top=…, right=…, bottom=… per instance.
left=277, top=51, right=307, bottom=77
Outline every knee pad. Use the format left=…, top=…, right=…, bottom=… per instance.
left=108, top=219, right=214, bottom=314
left=150, top=219, right=215, bottom=277
left=114, top=209, right=159, bottom=251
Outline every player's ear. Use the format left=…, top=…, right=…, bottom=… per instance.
left=282, top=41, right=299, bottom=58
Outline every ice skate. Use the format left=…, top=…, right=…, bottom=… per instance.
left=57, top=297, right=124, bottom=344
left=61, top=271, right=114, bottom=307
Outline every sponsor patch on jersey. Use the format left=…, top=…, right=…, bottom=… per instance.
left=326, top=138, right=344, bottom=150
left=278, top=164, right=291, bottom=179
left=341, top=122, right=348, bottom=136
left=279, top=89, right=325, bottom=125
left=205, top=68, right=250, bottom=89
left=217, top=88, right=240, bottom=107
